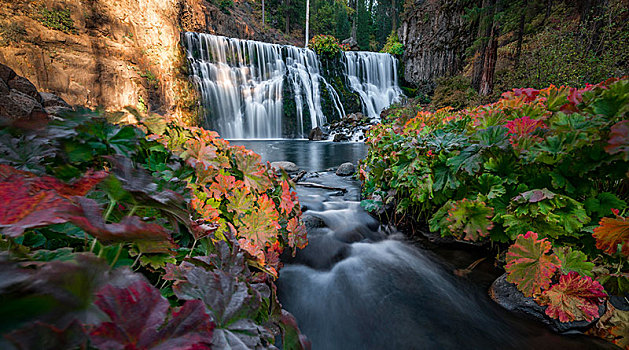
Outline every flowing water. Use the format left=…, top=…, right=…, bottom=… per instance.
left=231, top=141, right=615, bottom=350
left=184, top=33, right=402, bottom=139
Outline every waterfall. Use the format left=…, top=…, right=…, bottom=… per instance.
left=184, top=32, right=402, bottom=139
left=343, top=51, right=403, bottom=120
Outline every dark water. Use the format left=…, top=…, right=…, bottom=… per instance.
left=237, top=140, right=614, bottom=350
left=229, top=140, right=367, bottom=172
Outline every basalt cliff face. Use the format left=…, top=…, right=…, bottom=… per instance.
left=0, top=0, right=292, bottom=122
left=398, top=0, right=471, bottom=86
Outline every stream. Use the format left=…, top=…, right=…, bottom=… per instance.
left=233, top=140, right=616, bottom=350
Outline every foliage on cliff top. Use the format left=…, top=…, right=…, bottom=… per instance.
left=380, top=31, right=404, bottom=56
left=360, top=78, right=628, bottom=344
left=0, top=110, right=308, bottom=349
left=309, top=34, right=346, bottom=59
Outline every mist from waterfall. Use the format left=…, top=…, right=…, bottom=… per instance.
left=184, top=32, right=402, bottom=139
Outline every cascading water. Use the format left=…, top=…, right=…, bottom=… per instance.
left=184, top=32, right=403, bottom=139
left=344, top=51, right=403, bottom=119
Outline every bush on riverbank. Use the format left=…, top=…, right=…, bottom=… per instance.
left=0, top=110, right=308, bottom=349
left=360, top=78, right=628, bottom=346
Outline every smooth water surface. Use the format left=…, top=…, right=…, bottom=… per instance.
left=230, top=139, right=367, bottom=172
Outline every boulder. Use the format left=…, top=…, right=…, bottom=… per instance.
left=39, top=92, right=71, bottom=108
left=270, top=161, right=299, bottom=173
left=336, top=162, right=355, bottom=176
left=345, top=112, right=365, bottom=123
left=490, top=274, right=603, bottom=333
left=0, top=90, right=46, bottom=121
left=309, top=126, right=324, bottom=141
left=333, top=133, right=349, bottom=142
left=302, top=213, right=326, bottom=230
left=8, top=76, right=42, bottom=103
left=0, top=64, right=16, bottom=84
left=341, top=37, right=359, bottom=51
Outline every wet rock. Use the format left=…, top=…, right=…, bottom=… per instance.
left=309, top=126, right=324, bottom=141
left=302, top=213, right=326, bottom=230
left=333, top=133, right=349, bottom=142
left=336, top=162, right=355, bottom=176
left=271, top=161, right=299, bottom=173
left=345, top=112, right=365, bottom=123
left=8, top=76, right=42, bottom=103
left=490, top=274, right=603, bottom=333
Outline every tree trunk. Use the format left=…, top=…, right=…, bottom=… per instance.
left=542, top=0, right=552, bottom=25
left=472, top=0, right=496, bottom=91
left=351, top=0, right=357, bottom=42
left=285, top=0, right=290, bottom=34
left=479, top=22, right=498, bottom=96
left=392, top=0, right=397, bottom=32
left=514, top=0, right=527, bottom=69
left=305, top=0, right=310, bottom=47
left=262, top=0, right=265, bottom=25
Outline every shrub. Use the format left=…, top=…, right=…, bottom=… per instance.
left=309, top=34, right=343, bottom=60
left=380, top=31, right=404, bottom=56
left=0, top=110, right=308, bottom=349
left=431, top=75, right=481, bottom=110
left=37, top=6, right=76, bottom=34
left=360, top=78, right=629, bottom=346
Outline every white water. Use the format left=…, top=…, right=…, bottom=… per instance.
left=184, top=33, right=403, bottom=139
left=344, top=51, right=403, bottom=120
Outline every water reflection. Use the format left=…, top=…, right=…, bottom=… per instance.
left=229, top=140, right=368, bottom=172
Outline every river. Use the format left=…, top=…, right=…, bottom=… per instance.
left=232, top=140, right=615, bottom=350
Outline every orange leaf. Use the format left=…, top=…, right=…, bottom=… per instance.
left=593, top=215, right=629, bottom=257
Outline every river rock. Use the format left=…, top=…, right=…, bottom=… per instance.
left=309, top=126, right=324, bottom=141
left=490, top=274, right=603, bottom=333
left=271, top=161, right=299, bottom=173
left=40, top=92, right=71, bottom=109
left=333, top=133, right=349, bottom=142
left=302, top=213, right=326, bottom=230
left=336, top=162, right=355, bottom=176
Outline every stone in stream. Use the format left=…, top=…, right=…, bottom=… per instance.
left=336, top=162, right=355, bottom=176
left=308, top=126, right=324, bottom=141
left=490, top=273, right=603, bottom=333
left=270, top=161, right=299, bottom=173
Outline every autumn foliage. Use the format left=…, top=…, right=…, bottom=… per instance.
left=0, top=111, right=309, bottom=349
left=361, top=78, right=628, bottom=346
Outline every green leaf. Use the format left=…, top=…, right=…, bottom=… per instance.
left=554, top=247, right=595, bottom=277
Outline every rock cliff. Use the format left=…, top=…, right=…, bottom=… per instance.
left=398, top=0, right=471, bottom=85
left=0, top=0, right=293, bottom=123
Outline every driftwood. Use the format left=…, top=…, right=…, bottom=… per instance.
left=296, top=182, right=347, bottom=193
left=291, top=170, right=307, bottom=183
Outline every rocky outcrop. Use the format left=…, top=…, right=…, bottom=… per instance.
left=0, top=0, right=295, bottom=123
left=398, top=0, right=471, bottom=85
left=490, top=274, right=603, bottom=333
left=0, top=63, right=71, bottom=127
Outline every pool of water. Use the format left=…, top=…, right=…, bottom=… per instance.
left=229, top=140, right=368, bottom=172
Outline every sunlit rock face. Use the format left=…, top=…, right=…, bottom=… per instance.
left=184, top=32, right=402, bottom=139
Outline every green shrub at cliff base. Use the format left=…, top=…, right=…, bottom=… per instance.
left=360, top=78, right=629, bottom=344
left=380, top=31, right=404, bottom=56
left=309, top=34, right=345, bottom=60
left=0, top=110, right=308, bottom=349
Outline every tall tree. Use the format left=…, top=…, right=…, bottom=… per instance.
left=305, top=0, right=310, bottom=46
left=471, top=0, right=496, bottom=91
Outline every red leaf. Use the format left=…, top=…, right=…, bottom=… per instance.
left=236, top=195, right=280, bottom=261
left=279, top=180, right=295, bottom=214
left=536, top=271, right=607, bottom=323
left=209, top=173, right=238, bottom=199
left=505, top=231, right=561, bottom=297
left=604, top=120, right=629, bottom=161
left=70, top=198, right=177, bottom=253
left=0, top=165, right=107, bottom=237
left=287, top=217, right=308, bottom=250
left=233, top=150, right=272, bottom=192
left=592, top=214, right=629, bottom=257
left=90, top=279, right=214, bottom=349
